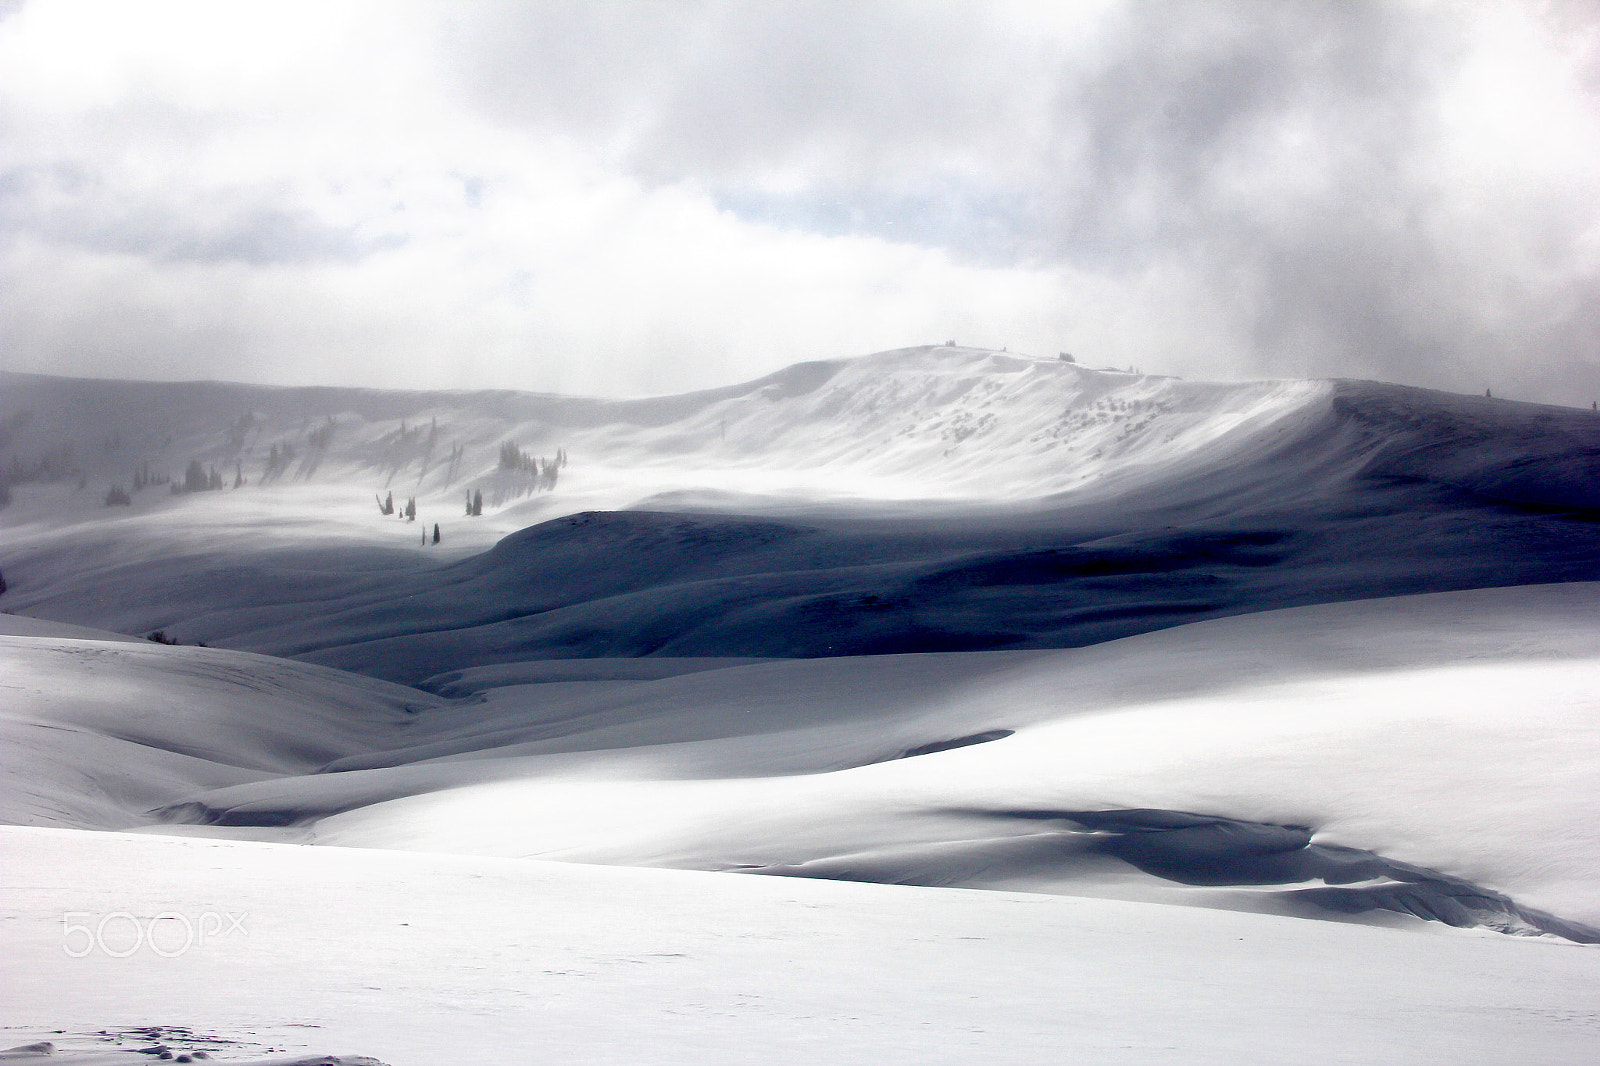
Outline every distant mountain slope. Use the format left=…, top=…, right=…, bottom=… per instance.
left=0, top=346, right=1332, bottom=506
left=3, top=346, right=1599, bottom=671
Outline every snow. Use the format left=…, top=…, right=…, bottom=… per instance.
left=0, top=346, right=1334, bottom=556
left=299, top=583, right=1600, bottom=929
left=6, top=346, right=1599, bottom=670
left=4, top=345, right=1600, bottom=1063
left=5, top=583, right=1600, bottom=932
left=4, top=825, right=1600, bottom=1066
left=0, top=623, right=441, bottom=828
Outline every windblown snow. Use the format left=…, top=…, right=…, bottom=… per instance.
left=3, top=345, right=1599, bottom=1065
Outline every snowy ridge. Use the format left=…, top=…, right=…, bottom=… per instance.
left=571, top=347, right=1336, bottom=503
left=5, top=346, right=1600, bottom=667
left=1, top=346, right=1341, bottom=512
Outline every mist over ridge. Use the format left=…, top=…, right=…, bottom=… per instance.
left=4, top=342, right=1598, bottom=673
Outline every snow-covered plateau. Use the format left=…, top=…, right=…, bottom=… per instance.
left=2, top=345, right=1599, bottom=1064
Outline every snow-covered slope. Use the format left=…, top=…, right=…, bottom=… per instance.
left=0, top=347, right=1332, bottom=513
left=8, top=825, right=1600, bottom=1066
left=7, top=345, right=1597, bottom=521
left=4, top=347, right=1600, bottom=669
left=0, top=616, right=442, bottom=828
left=7, top=584, right=1600, bottom=940
left=6, top=347, right=1600, bottom=1062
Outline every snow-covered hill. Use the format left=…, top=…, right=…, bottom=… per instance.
left=5, top=347, right=1600, bottom=1064
left=0, top=347, right=1330, bottom=512
left=7, top=584, right=1600, bottom=941
left=7, top=345, right=1598, bottom=521
left=5, top=346, right=1598, bottom=672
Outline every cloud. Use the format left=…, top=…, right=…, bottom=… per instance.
left=0, top=0, right=1597, bottom=404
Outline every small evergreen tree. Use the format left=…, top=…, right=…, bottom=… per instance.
left=105, top=484, right=132, bottom=506
left=405, top=497, right=416, bottom=521
left=471, top=489, right=483, bottom=516
left=432, top=523, right=440, bottom=544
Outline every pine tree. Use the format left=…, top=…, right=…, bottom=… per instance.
left=432, top=523, right=440, bottom=544
left=471, top=489, right=483, bottom=516
left=405, top=497, right=416, bottom=521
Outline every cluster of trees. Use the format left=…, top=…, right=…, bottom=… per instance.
left=261, top=441, right=296, bottom=484
left=173, top=460, right=224, bottom=494
left=130, top=462, right=170, bottom=492
left=1, top=429, right=86, bottom=509
left=376, top=490, right=444, bottom=545
left=146, top=630, right=207, bottom=647
left=106, top=455, right=231, bottom=506
left=465, top=489, right=484, bottom=516
left=376, top=491, right=418, bottom=521
left=5, top=441, right=82, bottom=490
left=497, top=442, right=566, bottom=492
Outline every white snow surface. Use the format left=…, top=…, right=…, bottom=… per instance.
left=4, top=825, right=1600, bottom=1066
left=5, top=583, right=1600, bottom=929
left=0, top=347, right=1332, bottom=534
left=5, top=346, right=1600, bottom=1062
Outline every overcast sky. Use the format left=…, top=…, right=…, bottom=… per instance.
left=1, top=0, right=1597, bottom=402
